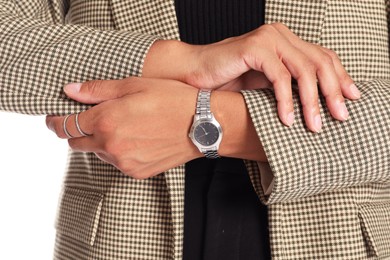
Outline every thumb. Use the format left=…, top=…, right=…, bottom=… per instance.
left=64, top=79, right=132, bottom=104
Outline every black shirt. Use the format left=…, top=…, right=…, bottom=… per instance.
left=175, top=1, right=271, bottom=259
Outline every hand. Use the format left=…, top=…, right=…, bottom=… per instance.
left=46, top=78, right=203, bottom=179
left=46, top=77, right=268, bottom=178
left=143, top=23, right=361, bottom=132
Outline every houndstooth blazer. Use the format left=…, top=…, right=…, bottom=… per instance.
left=1, top=0, right=389, bottom=259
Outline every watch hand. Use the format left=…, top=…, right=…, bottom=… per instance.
left=197, top=133, right=207, bottom=138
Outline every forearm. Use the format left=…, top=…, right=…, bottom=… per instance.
left=0, top=2, right=158, bottom=115
left=142, top=40, right=198, bottom=83
left=211, top=90, right=267, bottom=162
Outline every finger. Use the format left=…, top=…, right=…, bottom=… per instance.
left=46, top=111, right=94, bottom=139
left=46, top=115, right=71, bottom=139
left=291, top=44, right=349, bottom=122
left=272, top=23, right=359, bottom=106
left=287, top=44, right=350, bottom=121
left=247, top=27, right=321, bottom=130
left=272, top=24, right=348, bottom=123
left=283, top=39, right=351, bottom=121
left=64, top=77, right=142, bottom=104
left=277, top=43, right=322, bottom=132
left=321, top=48, right=361, bottom=100
left=244, top=41, right=295, bottom=126
left=68, top=136, right=101, bottom=152
left=311, top=48, right=349, bottom=121
left=258, top=53, right=295, bottom=127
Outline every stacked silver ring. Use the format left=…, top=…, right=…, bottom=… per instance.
left=75, top=113, right=90, bottom=137
left=62, top=113, right=90, bottom=138
left=63, top=114, right=73, bottom=138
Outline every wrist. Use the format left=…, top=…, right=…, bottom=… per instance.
left=142, top=40, right=201, bottom=84
left=211, top=90, right=267, bottom=162
left=180, top=86, right=205, bottom=160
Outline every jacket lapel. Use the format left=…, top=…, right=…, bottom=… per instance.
left=109, top=0, right=180, bottom=39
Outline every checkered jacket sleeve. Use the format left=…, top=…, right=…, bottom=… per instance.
left=0, top=0, right=159, bottom=115
left=242, top=79, right=390, bottom=204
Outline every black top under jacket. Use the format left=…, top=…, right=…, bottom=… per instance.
left=175, top=1, right=271, bottom=259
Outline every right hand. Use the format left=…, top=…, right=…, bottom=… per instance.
left=143, top=23, right=361, bottom=132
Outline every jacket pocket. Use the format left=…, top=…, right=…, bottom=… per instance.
left=358, top=202, right=390, bottom=258
left=55, top=187, right=104, bottom=246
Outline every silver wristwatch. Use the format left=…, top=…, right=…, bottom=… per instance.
left=189, top=89, right=223, bottom=159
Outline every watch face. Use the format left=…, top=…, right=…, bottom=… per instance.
left=194, top=122, right=220, bottom=146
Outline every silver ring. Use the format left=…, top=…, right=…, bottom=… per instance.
left=63, top=114, right=73, bottom=139
left=75, top=113, right=90, bottom=137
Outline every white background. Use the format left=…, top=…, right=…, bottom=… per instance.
left=0, top=112, right=68, bottom=259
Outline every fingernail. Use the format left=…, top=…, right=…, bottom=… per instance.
left=285, top=112, right=295, bottom=127
left=313, top=114, right=322, bottom=133
left=337, top=101, right=349, bottom=121
left=64, top=83, right=82, bottom=94
left=349, top=84, right=361, bottom=99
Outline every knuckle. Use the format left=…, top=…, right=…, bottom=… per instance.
left=95, top=116, right=114, bottom=134
left=102, top=140, right=120, bottom=156
left=301, top=60, right=316, bottom=75
left=82, top=80, right=104, bottom=96
left=272, top=70, right=291, bottom=86
left=279, top=70, right=292, bottom=81
left=331, top=93, right=344, bottom=103
left=257, top=24, right=278, bottom=36
left=283, top=99, right=294, bottom=108
left=243, top=33, right=261, bottom=50
left=301, top=99, right=318, bottom=110
left=270, top=22, right=289, bottom=31
left=318, top=53, right=334, bottom=68
left=323, top=48, right=339, bottom=60
left=249, top=24, right=275, bottom=45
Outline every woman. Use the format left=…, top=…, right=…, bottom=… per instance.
left=1, top=0, right=389, bottom=259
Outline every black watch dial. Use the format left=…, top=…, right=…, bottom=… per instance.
left=194, top=122, right=219, bottom=146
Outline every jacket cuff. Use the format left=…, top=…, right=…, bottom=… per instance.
left=241, top=80, right=390, bottom=204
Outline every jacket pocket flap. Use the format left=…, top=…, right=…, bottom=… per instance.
left=358, top=202, right=390, bottom=258
left=55, top=187, right=104, bottom=246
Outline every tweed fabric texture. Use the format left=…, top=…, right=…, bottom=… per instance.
left=1, top=0, right=389, bottom=260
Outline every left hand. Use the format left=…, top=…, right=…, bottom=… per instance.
left=144, top=23, right=361, bottom=132
left=46, top=77, right=202, bottom=179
